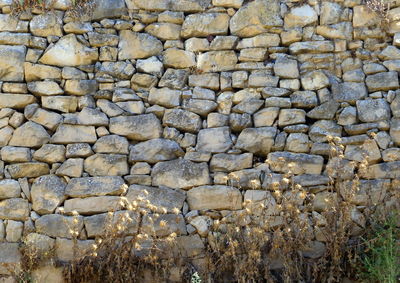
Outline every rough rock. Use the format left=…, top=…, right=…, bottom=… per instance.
left=181, top=13, right=229, bottom=37
left=40, top=34, right=98, bottom=67
left=84, top=154, right=129, bottom=176
left=235, top=127, right=277, bottom=156
left=210, top=153, right=253, bottom=172
left=0, top=180, right=21, bottom=200
left=109, top=114, right=162, bottom=141
left=163, top=109, right=202, bottom=133
left=93, top=135, right=129, bottom=154
left=118, top=31, right=163, bottom=60
left=267, top=152, right=324, bottom=174
left=8, top=122, right=50, bottom=148
left=196, top=127, right=233, bottom=153
left=35, top=214, right=84, bottom=238
left=51, top=125, right=97, bottom=144
left=0, top=45, right=26, bottom=82
left=31, top=175, right=66, bottom=215
left=151, top=159, right=210, bottom=189
left=65, top=176, right=126, bottom=198
left=187, top=185, right=242, bottom=210
left=129, top=138, right=184, bottom=163
left=0, top=198, right=29, bottom=221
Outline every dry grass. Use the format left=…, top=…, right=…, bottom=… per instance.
left=10, top=0, right=94, bottom=16
left=11, top=136, right=400, bottom=283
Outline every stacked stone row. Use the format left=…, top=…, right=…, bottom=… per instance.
left=0, top=0, right=400, bottom=274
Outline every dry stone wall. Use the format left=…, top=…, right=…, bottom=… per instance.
left=0, top=0, right=400, bottom=278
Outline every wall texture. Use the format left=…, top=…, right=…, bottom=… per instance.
left=0, top=0, right=400, bottom=279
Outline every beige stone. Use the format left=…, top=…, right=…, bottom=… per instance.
left=284, top=5, right=318, bottom=28
left=9, top=121, right=50, bottom=148
left=145, top=23, right=181, bottom=40
left=197, top=51, right=237, bottom=72
left=109, top=114, right=162, bottom=141
left=40, top=34, right=98, bottom=67
left=0, top=45, right=26, bottom=82
left=24, top=63, right=61, bottom=82
left=187, top=185, right=242, bottom=210
left=27, top=81, right=63, bottom=96
left=42, top=96, right=78, bottom=113
left=163, top=48, right=196, bottom=68
left=229, top=0, right=283, bottom=37
left=64, top=196, right=123, bottom=215
left=267, top=152, right=324, bottom=175
left=181, top=13, right=229, bottom=37
left=31, top=175, right=66, bottom=215
left=0, top=198, right=29, bottom=221
left=30, top=12, right=63, bottom=37
left=84, top=154, right=129, bottom=176
left=118, top=31, right=163, bottom=60
left=7, top=162, right=50, bottom=178
left=33, top=144, right=66, bottom=163
left=51, top=125, right=97, bottom=144
left=0, top=93, right=36, bottom=109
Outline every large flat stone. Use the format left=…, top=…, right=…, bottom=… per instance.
left=131, top=0, right=210, bottom=12
left=129, top=138, right=184, bottom=164
left=65, top=176, right=127, bottom=198
left=64, top=196, right=123, bottom=215
left=109, top=114, right=162, bottom=141
left=118, top=31, right=163, bottom=60
left=267, top=152, right=324, bottom=174
left=0, top=45, right=26, bottom=82
left=187, top=185, right=242, bottom=210
left=235, top=127, right=277, bottom=156
left=152, top=159, right=210, bottom=189
left=35, top=214, right=84, bottom=239
left=51, top=125, right=97, bottom=144
left=0, top=198, right=29, bottom=221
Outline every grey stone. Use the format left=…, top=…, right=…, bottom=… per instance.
left=64, top=196, right=123, bottom=215
left=51, top=125, right=97, bottom=144
left=31, top=175, right=66, bottom=215
left=0, top=45, right=26, bottom=82
left=65, top=176, right=127, bottom=198
left=129, top=138, right=184, bottom=164
left=35, top=214, right=83, bottom=239
left=6, top=162, right=50, bottom=178
left=210, top=153, right=253, bottom=172
left=267, top=152, right=324, bottom=174
left=148, top=87, right=181, bottom=108
left=118, top=31, right=163, bottom=60
left=332, top=82, right=368, bottom=103
left=109, top=114, right=162, bottom=141
left=356, top=99, right=391, bottom=122
left=0, top=198, right=29, bottom=221
left=196, top=127, right=232, bottom=153
left=141, top=214, right=186, bottom=237
left=0, top=180, right=21, bottom=200
left=309, top=120, right=342, bottom=143
left=126, top=184, right=185, bottom=212
left=187, top=185, right=242, bottom=210
left=84, top=154, right=129, bottom=176
left=163, top=109, right=202, bottom=133
left=151, top=159, right=210, bottom=189
left=366, top=72, right=400, bottom=92
left=236, top=127, right=277, bottom=156
left=181, top=13, right=230, bottom=37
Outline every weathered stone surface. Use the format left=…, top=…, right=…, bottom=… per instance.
left=27, top=81, right=63, bottom=96
left=187, top=185, right=242, bottom=210
left=65, top=80, right=98, bottom=96
left=267, top=152, right=324, bottom=174
left=235, top=127, right=277, bottom=156
left=274, top=57, right=299, bottom=78
left=307, top=101, right=339, bottom=120
left=163, top=109, right=202, bottom=133
left=84, top=154, right=129, bottom=176
left=145, top=22, right=181, bottom=40
left=230, top=0, right=283, bottom=37
left=56, top=158, right=84, bottom=178
left=9, top=122, right=50, bottom=148
left=141, top=213, right=186, bottom=237
left=356, top=99, right=391, bottom=122
left=0, top=243, right=20, bottom=274
left=7, top=162, right=49, bottom=178
left=76, top=107, right=108, bottom=126
left=301, top=70, right=329, bottom=90
left=33, top=144, right=66, bottom=163
left=366, top=72, right=400, bottom=92
left=254, top=107, right=279, bottom=127
left=30, top=12, right=63, bottom=37
left=360, top=161, right=400, bottom=179
left=0, top=180, right=21, bottom=200
left=90, top=0, right=127, bottom=20
left=35, top=214, right=84, bottom=238
left=289, top=41, right=334, bottom=54
left=109, top=114, right=162, bottom=141
left=126, top=184, right=185, bottom=212
left=64, top=196, right=123, bottom=215
left=183, top=99, right=218, bottom=117
left=65, top=176, right=126, bottom=198
left=0, top=198, right=29, bottom=221
left=152, top=159, right=210, bottom=189
left=197, top=51, right=237, bottom=72
left=196, top=127, right=232, bottom=153
left=31, top=175, right=66, bottom=215
left=0, top=45, right=26, bottom=82
left=24, top=63, right=62, bottom=82
left=129, top=138, right=184, bottom=163
left=42, top=96, right=78, bottom=113
left=118, top=31, right=163, bottom=60
left=309, top=120, right=342, bottom=143
left=344, top=139, right=381, bottom=164
left=210, top=153, right=253, bottom=172
left=332, top=82, right=368, bottom=103
left=131, top=0, right=211, bottom=12
left=390, top=118, right=400, bottom=146
left=353, top=5, right=380, bottom=27
left=84, top=211, right=140, bottom=238
left=163, top=48, right=196, bottom=69
left=181, top=13, right=229, bottom=37
left=284, top=5, right=318, bottom=28
left=93, top=135, right=129, bottom=154
left=148, top=87, right=181, bottom=108
left=40, top=34, right=98, bottom=67
left=0, top=93, right=35, bottom=109
left=278, top=109, right=306, bottom=126
left=51, top=125, right=97, bottom=144
left=285, top=133, right=310, bottom=153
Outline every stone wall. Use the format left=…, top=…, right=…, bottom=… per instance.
left=0, top=0, right=400, bottom=279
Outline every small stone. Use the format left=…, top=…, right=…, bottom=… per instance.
left=253, top=107, right=279, bottom=127
left=274, top=57, right=299, bottom=79
left=149, top=87, right=181, bottom=108
left=197, top=51, right=237, bottom=72
left=30, top=12, right=63, bottom=37
left=0, top=45, right=26, bottom=82
left=0, top=93, right=36, bottom=109
left=285, top=133, right=310, bottom=153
